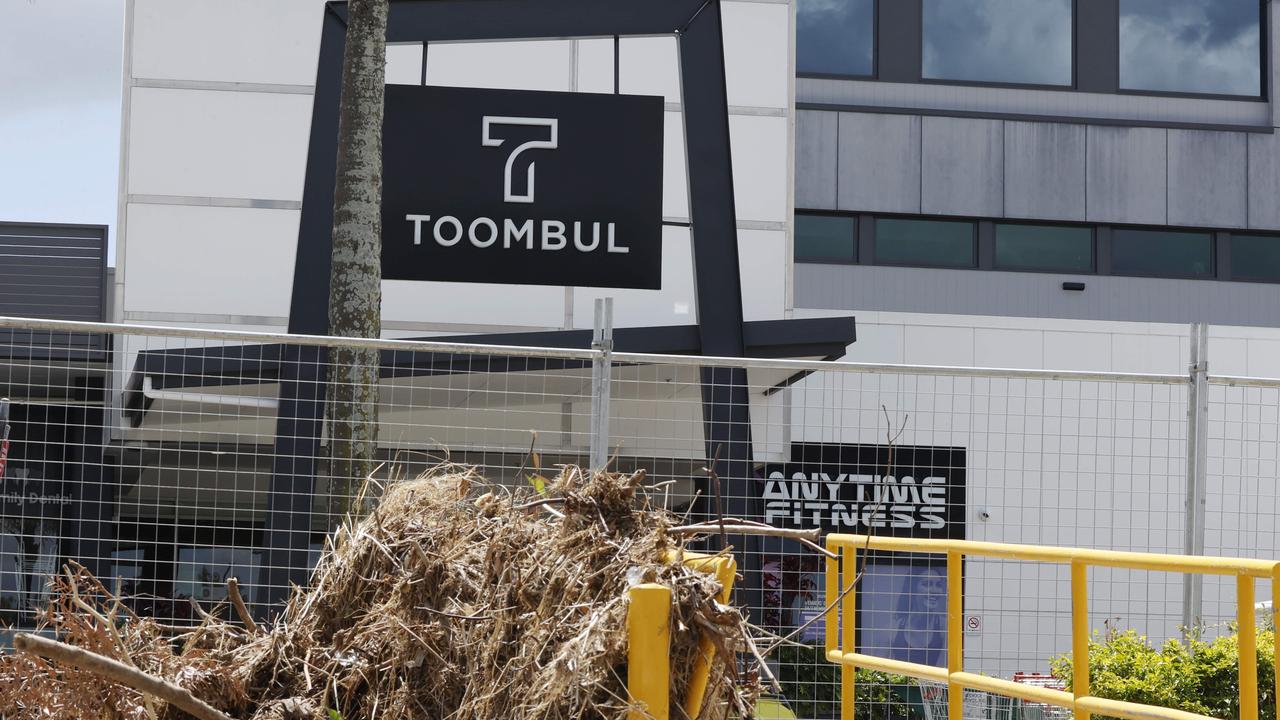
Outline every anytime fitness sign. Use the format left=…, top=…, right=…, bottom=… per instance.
left=763, top=443, right=966, bottom=538
left=381, top=85, right=664, bottom=289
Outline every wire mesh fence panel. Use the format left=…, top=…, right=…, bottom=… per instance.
left=1, top=316, right=1278, bottom=720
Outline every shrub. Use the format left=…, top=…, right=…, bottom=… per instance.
left=1050, top=626, right=1276, bottom=720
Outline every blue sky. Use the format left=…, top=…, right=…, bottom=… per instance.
left=0, top=0, right=124, bottom=261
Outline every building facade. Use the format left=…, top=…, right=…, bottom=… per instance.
left=2, top=0, right=1268, bottom=690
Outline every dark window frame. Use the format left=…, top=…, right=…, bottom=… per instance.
left=992, top=220, right=1097, bottom=274
left=795, top=210, right=860, bottom=264
left=870, top=214, right=980, bottom=270
left=795, top=0, right=1270, bottom=103
left=793, top=210, right=1280, bottom=287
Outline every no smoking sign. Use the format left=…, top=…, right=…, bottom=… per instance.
left=964, top=614, right=982, bottom=635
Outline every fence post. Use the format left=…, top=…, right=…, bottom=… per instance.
left=1182, top=323, right=1208, bottom=633
left=589, top=298, right=614, bottom=471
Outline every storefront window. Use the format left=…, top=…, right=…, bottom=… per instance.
left=1120, top=0, right=1261, bottom=96
left=175, top=547, right=261, bottom=605
left=923, top=0, right=1073, bottom=86
left=797, top=0, right=874, bottom=77
left=0, top=518, right=58, bottom=627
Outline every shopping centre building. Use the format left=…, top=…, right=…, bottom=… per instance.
left=5, top=0, right=1280, bottom=691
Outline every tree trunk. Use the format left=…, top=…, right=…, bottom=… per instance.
left=326, top=0, right=388, bottom=515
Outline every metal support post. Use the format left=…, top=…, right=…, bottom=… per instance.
left=589, top=298, right=614, bottom=471
left=1182, top=323, right=1208, bottom=632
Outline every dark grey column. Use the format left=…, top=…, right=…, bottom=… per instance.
left=1076, top=0, right=1119, bottom=93
left=877, top=0, right=922, bottom=83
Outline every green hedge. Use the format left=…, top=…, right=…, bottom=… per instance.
left=1050, top=627, right=1277, bottom=720
left=773, top=644, right=922, bottom=720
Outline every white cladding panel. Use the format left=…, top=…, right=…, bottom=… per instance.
left=574, top=227, right=697, bottom=329
left=124, top=204, right=299, bottom=317
left=425, top=40, right=573, bottom=92
left=127, top=88, right=312, bottom=201
left=385, top=43, right=424, bottom=86
left=722, top=1, right=789, bottom=110
left=131, top=0, right=324, bottom=86
left=730, top=115, right=789, bottom=223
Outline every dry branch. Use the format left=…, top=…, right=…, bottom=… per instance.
left=13, top=633, right=235, bottom=720
left=227, top=577, right=259, bottom=634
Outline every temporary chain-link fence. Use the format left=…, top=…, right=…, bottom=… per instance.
left=0, top=315, right=1276, bottom=719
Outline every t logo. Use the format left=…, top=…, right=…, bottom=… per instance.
left=481, top=116, right=558, bottom=204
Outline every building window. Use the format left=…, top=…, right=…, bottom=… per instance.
left=1119, top=0, right=1262, bottom=96
left=1230, top=234, right=1280, bottom=282
left=1111, top=228, right=1214, bottom=278
left=994, top=223, right=1093, bottom=272
left=875, top=218, right=976, bottom=268
left=922, top=0, right=1073, bottom=86
left=796, top=214, right=857, bottom=263
left=797, top=0, right=874, bottom=77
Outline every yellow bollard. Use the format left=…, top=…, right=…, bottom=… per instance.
left=1071, top=561, right=1091, bottom=720
left=1273, top=565, right=1280, bottom=720
left=628, top=583, right=672, bottom=720
left=1238, top=575, right=1258, bottom=720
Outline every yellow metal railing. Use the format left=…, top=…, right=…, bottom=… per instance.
left=825, top=534, right=1280, bottom=720
left=627, top=550, right=738, bottom=720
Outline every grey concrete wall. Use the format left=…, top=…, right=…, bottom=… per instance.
left=797, top=111, right=1278, bottom=232
left=795, top=263, right=1280, bottom=328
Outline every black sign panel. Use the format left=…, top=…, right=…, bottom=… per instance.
left=381, top=84, right=664, bottom=289
left=762, top=443, right=966, bottom=539
left=1, top=466, right=71, bottom=519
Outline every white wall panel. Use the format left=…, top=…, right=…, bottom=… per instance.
left=131, top=0, right=324, bottom=85
left=385, top=43, right=423, bottom=86
left=576, top=39, right=615, bottom=94
left=904, top=325, right=975, bottom=366
left=738, top=230, right=787, bottom=321
left=663, top=111, right=690, bottom=220
left=619, top=37, right=680, bottom=103
left=382, top=279, right=565, bottom=329
left=921, top=116, right=1003, bottom=217
left=123, top=204, right=298, bottom=317
left=574, top=227, right=696, bottom=329
left=837, top=113, right=921, bottom=214
left=975, top=328, right=1043, bottom=368
left=1167, top=130, right=1247, bottom=229
left=1086, top=126, right=1166, bottom=225
left=127, top=88, right=312, bottom=200
left=730, top=115, right=789, bottom=223
left=722, top=1, right=789, bottom=109
left=1247, top=132, right=1280, bottom=230
left=796, top=110, right=837, bottom=210
left=1003, top=122, right=1086, bottom=221
left=425, top=40, right=572, bottom=91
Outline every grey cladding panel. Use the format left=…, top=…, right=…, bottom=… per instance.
left=795, top=110, right=837, bottom=210
left=836, top=112, right=921, bottom=214
left=1003, top=121, right=1086, bottom=221
left=0, top=223, right=106, bottom=322
left=1086, top=126, right=1166, bottom=225
left=1248, top=132, right=1280, bottom=231
left=1167, top=130, right=1247, bottom=229
left=921, top=116, right=1003, bottom=217
left=794, top=263, right=1280, bottom=328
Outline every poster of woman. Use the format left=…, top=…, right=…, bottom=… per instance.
left=861, top=562, right=947, bottom=667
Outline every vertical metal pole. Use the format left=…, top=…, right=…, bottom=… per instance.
left=589, top=298, right=614, bottom=471
left=842, top=544, right=857, bottom=720
left=1238, top=575, right=1259, bottom=720
left=1272, top=565, right=1280, bottom=720
left=1071, top=560, right=1091, bottom=720
left=1183, top=323, right=1209, bottom=632
left=947, top=551, right=963, bottom=720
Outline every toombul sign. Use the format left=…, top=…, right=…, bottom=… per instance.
left=381, top=85, right=665, bottom=289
